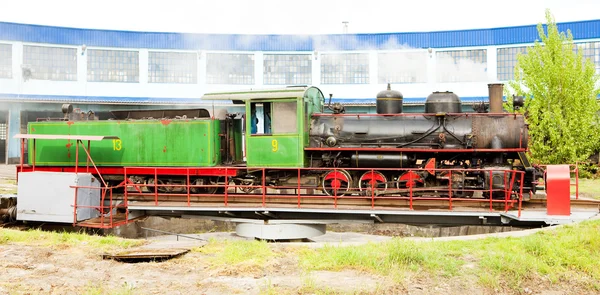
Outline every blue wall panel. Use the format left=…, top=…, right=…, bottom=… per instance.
left=1, top=20, right=598, bottom=51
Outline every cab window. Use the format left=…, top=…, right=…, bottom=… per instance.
left=250, top=101, right=297, bottom=135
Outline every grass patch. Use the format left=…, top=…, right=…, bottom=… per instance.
left=299, top=219, right=600, bottom=292
left=476, top=220, right=600, bottom=290
left=0, top=228, right=143, bottom=250
left=571, top=178, right=600, bottom=199
left=300, top=239, right=467, bottom=277
left=195, top=238, right=275, bottom=265
left=195, top=238, right=277, bottom=275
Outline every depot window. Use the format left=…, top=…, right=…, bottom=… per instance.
left=250, top=101, right=297, bottom=135
left=496, top=46, right=529, bottom=81
left=148, top=51, right=197, bottom=84
left=321, top=53, right=369, bottom=84
left=87, top=49, right=139, bottom=83
left=23, top=45, right=77, bottom=81
left=206, top=53, right=254, bottom=85
left=0, top=43, right=11, bottom=79
left=263, top=54, right=312, bottom=85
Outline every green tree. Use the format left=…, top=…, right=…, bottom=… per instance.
left=505, top=9, right=600, bottom=164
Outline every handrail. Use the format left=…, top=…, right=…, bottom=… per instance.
left=67, top=164, right=528, bottom=228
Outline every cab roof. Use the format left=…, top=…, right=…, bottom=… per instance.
left=201, top=86, right=315, bottom=101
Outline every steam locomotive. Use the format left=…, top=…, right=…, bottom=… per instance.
left=20, top=83, right=539, bottom=201
left=305, top=84, right=536, bottom=197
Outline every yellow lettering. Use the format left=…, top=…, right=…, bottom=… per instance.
left=271, top=139, right=278, bottom=152
left=112, top=139, right=122, bottom=151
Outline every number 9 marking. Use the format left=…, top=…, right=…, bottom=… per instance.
left=113, top=139, right=122, bottom=151
left=271, top=139, right=278, bottom=152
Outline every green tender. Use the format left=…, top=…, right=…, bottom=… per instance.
left=28, top=119, right=221, bottom=166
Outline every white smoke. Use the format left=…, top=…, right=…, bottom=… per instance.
left=377, top=51, right=429, bottom=84
left=435, top=50, right=489, bottom=83
left=183, top=32, right=493, bottom=94
left=205, top=52, right=255, bottom=85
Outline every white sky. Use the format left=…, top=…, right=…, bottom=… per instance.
left=1, top=0, right=599, bottom=35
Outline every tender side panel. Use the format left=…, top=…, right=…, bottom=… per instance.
left=28, top=120, right=221, bottom=167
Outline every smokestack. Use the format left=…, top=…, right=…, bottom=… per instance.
left=488, top=83, right=504, bottom=113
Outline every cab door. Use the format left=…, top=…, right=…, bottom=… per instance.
left=245, top=99, right=303, bottom=167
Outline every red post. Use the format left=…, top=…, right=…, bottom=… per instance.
left=262, top=168, right=266, bottom=207
left=409, top=170, right=413, bottom=210
left=297, top=168, right=301, bottom=208
left=224, top=168, right=229, bottom=206
left=109, top=188, right=113, bottom=227
left=489, top=170, right=493, bottom=212
left=186, top=168, right=190, bottom=207
left=99, top=187, right=104, bottom=226
left=371, top=169, right=375, bottom=209
left=124, top=167, right=129, bottom=222
left=503, top=171, right=508, bottom=211
left=575, top=163, right=579, bottom=200
left=518, top=173, right=525, bottom=218
left=448, top=170, right=452, bottom=210
left=334, top=168, right=338, bottom=209
left=154, top=169, right=158, bottom=206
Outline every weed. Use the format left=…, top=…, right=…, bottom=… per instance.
left=571, top=178, right=600, bottom=199
left=214, top=239, right=274, bottom=265
left=196, top=239, right=277, bottom=275
left=0, top=228, right=143, bottom=251
left=299, top=219, right=600, bottom=293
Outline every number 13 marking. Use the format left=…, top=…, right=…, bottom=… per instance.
left=271, top=139, right=278, bottom=152
left=112, top=139, right=122, bottom=151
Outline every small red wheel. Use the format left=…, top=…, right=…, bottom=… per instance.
left=358, top=171, right=388, bottom=193
left=397, top=171, right=424, bottom=189
left=322, top=169, right=352, bottom=196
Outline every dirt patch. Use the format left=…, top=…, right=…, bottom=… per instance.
left=1, top=237, right=595, bottom=295
left=0, top=241, right=387, bottom=294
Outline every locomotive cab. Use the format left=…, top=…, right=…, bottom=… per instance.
left=202, top=86, right=324, bottom=168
